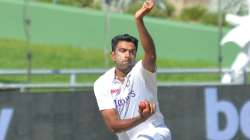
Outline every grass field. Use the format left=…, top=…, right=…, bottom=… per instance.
left=0, top=39, right=220, bottom=83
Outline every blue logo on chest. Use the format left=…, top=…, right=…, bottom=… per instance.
left=113, top=90, right=136, bottom=108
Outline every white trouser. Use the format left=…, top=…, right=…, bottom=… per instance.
left=134, top=123, right=171, bottom=140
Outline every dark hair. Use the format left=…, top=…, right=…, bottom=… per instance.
left=111, top=34, right=138, bottom=52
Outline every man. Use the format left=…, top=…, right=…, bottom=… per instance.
left=94, top=0, right=171, bottom=139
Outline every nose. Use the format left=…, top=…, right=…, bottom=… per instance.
left=124, top=50, right=130, bottom=58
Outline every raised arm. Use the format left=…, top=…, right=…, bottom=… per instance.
left=135, top=0, right=156, bottom=72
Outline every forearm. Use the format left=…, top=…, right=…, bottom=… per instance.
left=135, top=17, right=156, bottom=56
left=101, top=101, right=156, bottom=134
left=107, top=115, right=145, bottom=133
left=135, top=17, right=156, bottom=72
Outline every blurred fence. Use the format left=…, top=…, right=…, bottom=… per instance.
left=0, top=85, right=250, bottom=139
left=0, top=68, right=250, bottom=92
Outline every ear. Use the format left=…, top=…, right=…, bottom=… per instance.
left=111, top=51, right=116, bottom=61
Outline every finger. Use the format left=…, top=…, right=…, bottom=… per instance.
left=144, top=101, right=150, bottom=111
left=146, top=0, right=153, bottom=4
left=152, top=103, right=156, bottom=114
left=149, top=103, right=153, bottom=114
left=150, top=0, right=155, bottom=4
left=143, top=100, right=150, bottom=113
left=145, top=1, right=152, bottom=8
left=145, top=0, right=151, bottom=5
left=146, top=0, right=154, bottom=5
left=138, top=103, right=143, bottom=113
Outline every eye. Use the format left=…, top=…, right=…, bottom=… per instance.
left=119, top=48, right=126, bottom=53
left=130, top=49, right=136, bottom=55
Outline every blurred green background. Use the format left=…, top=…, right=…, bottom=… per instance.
left=0, top=0, right=243, bottom=83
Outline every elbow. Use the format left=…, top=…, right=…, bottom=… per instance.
left=108, top=126, right=122, bottom=134
left=104, top=118, right=126, bottom=134
left=106, top=121, right=123, bottom=134
left=109, top=128, right=118, bottom=134
left=148, top=54, right=157, bottom=62
left=152, top=54, right=157, bottom=61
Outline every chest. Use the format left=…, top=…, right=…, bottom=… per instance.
left=110, top=74, right=135, bottom=99
left=109, top=73, right=154, bottom=105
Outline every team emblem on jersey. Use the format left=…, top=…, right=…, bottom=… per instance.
left=111, top=89, right=121, bottom=94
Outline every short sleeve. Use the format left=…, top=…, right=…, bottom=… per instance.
left=93, top=79, right=116, bottom=110
left=134, top=60, right=156, bottom=82
left=132, top=60, right=157, bottom=98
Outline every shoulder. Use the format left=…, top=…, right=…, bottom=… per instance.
left=131, top=60, right=156, bottom=82
left=131, top=60, right=143, bottom=72
left=133, top=60, right=156, bottom=74
left=94, top=67, right=115, bottom=88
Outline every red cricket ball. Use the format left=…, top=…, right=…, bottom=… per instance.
left=139, top=101, right=146, bottom=110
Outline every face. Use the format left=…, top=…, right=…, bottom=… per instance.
left=112, top=41, right=136, bottom=73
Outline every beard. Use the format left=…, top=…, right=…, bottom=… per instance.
left=115, top=59, right=135, bottom=74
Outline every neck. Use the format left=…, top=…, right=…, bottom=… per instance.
left=115, top=68, right=128, bottom=82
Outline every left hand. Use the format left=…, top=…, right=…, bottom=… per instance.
left=135, top=0, right=155, bottom=19
left=138, top=100, right=156, bottom=119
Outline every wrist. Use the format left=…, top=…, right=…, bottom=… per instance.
left=139, top=113, right=146, bottom=121
left=134, top=14, right=144, bottom=21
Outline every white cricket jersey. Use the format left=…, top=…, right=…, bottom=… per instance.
left=94, top=60, right=166, bottom=140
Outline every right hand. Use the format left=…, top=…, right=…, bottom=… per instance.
left=138, top=100, right=156, bottom=119
left=134, top=0, right=155, bottom=19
